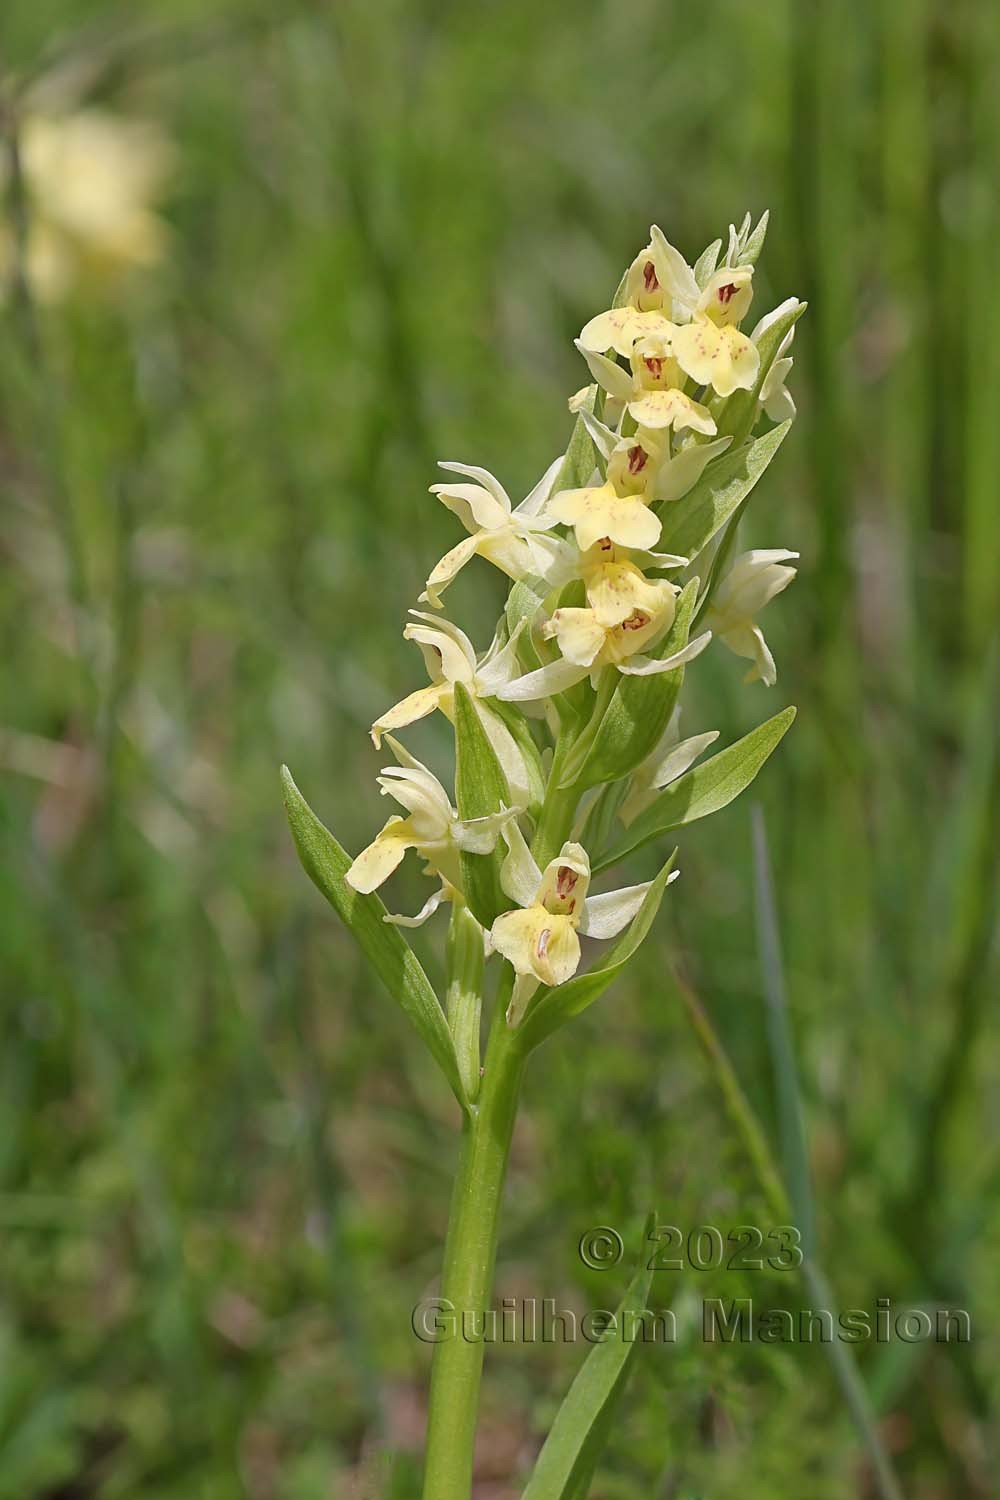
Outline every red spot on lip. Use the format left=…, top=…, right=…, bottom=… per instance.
left=643, top=260, right=659, bottom=292
left=556, top=865, right=579, bottom=898
left=598, top=536, right=613, bottom=551
left=717, top=282, right=739, bottom=304
left=627, top=445, right=648, bottom=475
left=643, top=356, right=664, bottom=380
left=621, top=610, right=649, bottom=632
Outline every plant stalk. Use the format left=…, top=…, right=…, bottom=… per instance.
left=421, top=974, right=525, bottom=1499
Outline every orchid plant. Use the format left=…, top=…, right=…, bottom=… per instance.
left=282, top=211, right=803, bottom=1499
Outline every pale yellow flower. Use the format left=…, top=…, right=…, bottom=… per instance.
left=575, top=336, right=717, bottom=437
left=423, top=459, right=573, bottom=606
left=670, top=268, right=760, bottom=398
left=490, top=824, right=669, bottom=1023
left=545, top=430, right=663, bottom=551
left=345, top=737, right=513, bottom=926
left=0, top=109, right=171, bottom=302
left=496, top=548, right=710, bottom=702
left=371, top=613, right=535, bottom=807
left=704, top=549, right=798, bottom=685
left=577, top=225, right=701, bottom=357
left=618, top=708, right=720, bottom=827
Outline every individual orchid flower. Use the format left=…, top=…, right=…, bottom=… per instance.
left=670, top=267, right=760, bottom=398
left=496, top=552, right=711, bottom=703
left=545, top=429, right=664, bottom=552
left=704, top=548, right=798, bottom=686
left=577, top=225, right=701, bottom=356
left=345, top=736, right=513, bottom=926
left=371, top=613, right=534, bottom=806
left=489, top=823, right=674, bottom=1024
left=577, top=408, right=733, bottom=508
left=422, top=458, right=574, bottom=607
left=576, top=335, right=717, bottom=436
left=750, top=298, right=802, bottom=423
left=618, top=708, right=720, bottom=827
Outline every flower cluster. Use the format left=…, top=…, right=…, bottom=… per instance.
left=345, top=213, right=801, bottom=1027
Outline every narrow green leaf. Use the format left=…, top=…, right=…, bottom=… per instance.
left=561, top=579, right=699, bottom=791
left=520, top=1213, right=658, bottom=1500
left=552, top=402, right=598, bottom=496
left=280, top=767, right=468, bottom=1112
left=658, top=420, right=791, bottom=562
left=519, top=855, right=677, bottom=1051
left=595, top=707, right=796, bottom=872
left=738, top=208, right=769, bottom=267
left=454, top=683, right=510, bottom=928
left=714, top=299, right=805, bottom=444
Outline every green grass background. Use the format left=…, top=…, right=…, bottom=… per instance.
left=2, top=1, right=998, bottom=1495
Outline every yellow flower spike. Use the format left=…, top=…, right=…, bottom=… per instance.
left=489, top=823, right=666, bottom=1024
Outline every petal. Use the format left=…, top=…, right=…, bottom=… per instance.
left=494, top=657, right=591, bottom=703
left=544, top=606, right=607, bottom=667
left=579, top=881, right=654, bottom=939
left=345, top=816, right=413, bottom=893
left=537, top=842, right=591, bottom=913
left=573, top=340, right=635, bottom=402
left=473, top=702, right=532, bottom=809
left=505, top=973, right=541, bottom=1027
left=649, top=225, right=700, bottom=320
left=628, top=388, right=717, bottom=435
left=423, top=534, right=484, bottom=607
left=437, top=461, right=512, bottom=511
left=404, top=621, right=477, bottom=685
left=654, top=435, right=733, bottom=504
left=454, top=806, right=516, bottom=855
left=516, top=454, right=566, bottom=517
left=430, top=481, right=509, bottom=532
left=548, top=485, right=661, bottom=553
left=672, top=322, right=760, bottom=397
left=491, top=905, right=547, bottom=975
left=499, top=818, right=542, bottom=907
left=648, top=730, right=720, bottom=790
left=750, top=296, right=802, bottom=345
left=384, top=883, right=449, bottom=928
left=474, top=619, right=528, bottom=694
left=371, top=683, right=446, bottom=745
left=616, top=630, right=713, bottom=676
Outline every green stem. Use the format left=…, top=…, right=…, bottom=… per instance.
left=531, top=728, right=581, bottom=869
left=422, top=975, right=525, bottom=1499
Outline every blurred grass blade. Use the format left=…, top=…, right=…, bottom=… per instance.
left=658, top=419, right=791, bottom=561
left=281, top=767, right=469, bottom=1113
left=750, top=807, right=904, bottom=1500
left=519, top=855, right=676, bottom=1051
left=520, top=1213, right=658, bottom=1500
left=596, top=708, right=796, bottom=872
left=751, top=805, right=815, bottom=1253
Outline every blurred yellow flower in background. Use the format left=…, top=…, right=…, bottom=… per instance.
left=0, top=107, right=172, bottom=301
